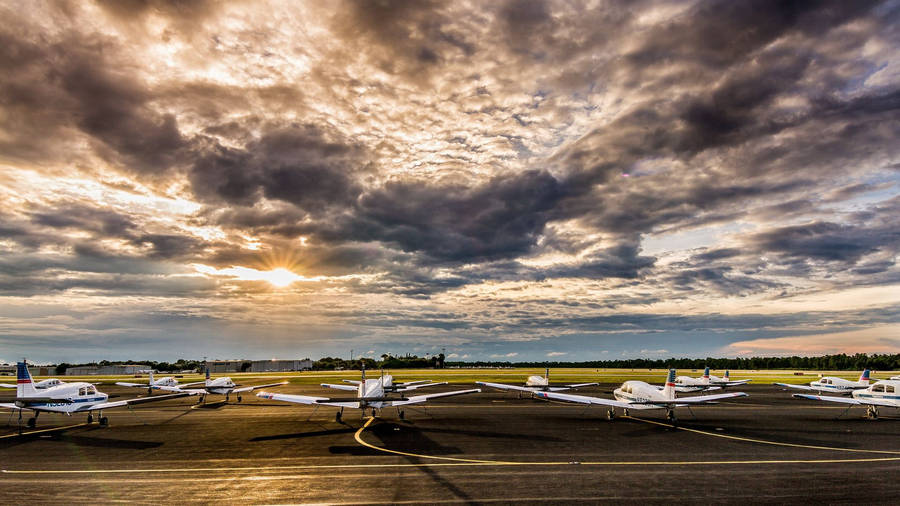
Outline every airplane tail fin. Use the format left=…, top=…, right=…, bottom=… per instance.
left=702, top=366, right=710, bottom=379
left=724, top=370, right=730, bottom=381
left=663, top=368, right=676, bottom=400
left=17, top=360, right=37, bottom=398
left=859, top=369, right=871, bottom=385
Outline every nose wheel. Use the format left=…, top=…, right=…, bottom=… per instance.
left=87, top=414, right=94, bottom=424
left=606, top=409, right=615, bottom=421
left=666, top=409, right=677, bottom=423
left=335, top=408, right=343, bottom=423
left=866, top=406, right=879, bottom=419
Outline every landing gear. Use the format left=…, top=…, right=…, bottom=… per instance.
left=225, top=393, right=230, bottom=402
left=335, top=408, right=343, bottom=423
left=623, top=408, right=630, bottom=417
left=27, top=417, right=36, bottom=428
left=87, top=414, right=94, bottom=424
left=866, top=406, right=879, bottom=420
left=99, top=416, right=109, bottom=427
left=606, top=409, right=615, bottom=421
left=371, top=408, right=377, bottom=418
left=398, top=409, right=405, bottom=420
left=198, top=395, right=206, bottom=404
left=237, top=395, right=243, bottom=403
left=666, top=409, right=677, bottom=423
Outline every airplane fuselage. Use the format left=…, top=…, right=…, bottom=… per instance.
left=614, top=380, right=670, bottom=405
left=16, top=382, right=109, bottom=413
left=852, top=380, right=900, bottom=407
left=809, top=376, right=866, bottom=393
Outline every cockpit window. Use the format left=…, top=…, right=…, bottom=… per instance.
left=886, top=385, right=895, bottom=393
left=872, top=384, right=885, bottom=392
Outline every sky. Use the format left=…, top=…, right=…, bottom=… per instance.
left=0, top=0, right=898, bottom=364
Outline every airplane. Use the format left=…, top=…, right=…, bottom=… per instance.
left=256, top=367, right=480, bottom=422
left=533, top=368, right=748, bottom=422
left=0, top=360, right=197, bottom=429
left=115, top=370, right=180, bottom=395
left=2, top=377, right=66, bottom=389
left=774, top=370, right=871, bottom=395
left=791, top=379, right=900, bottom=419
left=158, top=366, right=287, bottom=402
left=673, top=367, right=748, bottom=390
left=476, top=368, right=598, bottom=396
left=332, top=374, right=448, bottom=393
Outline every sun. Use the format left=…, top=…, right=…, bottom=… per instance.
left=261, top=268, right=300, bottom=287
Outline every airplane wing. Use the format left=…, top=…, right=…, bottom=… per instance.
left=721, top=380, right=751, bottom=386
left=533, top=390, right=647, bottom=409
left=74, top=391, right=197, bottom=412
left=256, top=391, right=360, bottom=408
left=0, top=383, right=17, bottom=388
left=655, top=385, right=721, bottom=393
left=657, top=392, right=748, bottom=405
left=0, top=402, right=35, bottom=411
left=792, top=393, right=897, bottom=408
left=772, top=382, right=856, bottom=394
left=341, top=380, right=362, bottom=385
left=232, top=381, right=289, bottom=394
left=115, top=382, right=149, bottom=388
left=475, top=381, right=537, bottom=393
left=395, top=381, right=448, bottom=391
left=395, top=380, right=432, bottom=387
left=389, top=388, right=481, bottom=406
left=321, top=383, right=359, bottom=392
left=564, top=382, right=599, bottom=389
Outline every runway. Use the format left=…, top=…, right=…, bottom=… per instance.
left=2, top=383, right=899, bottom=503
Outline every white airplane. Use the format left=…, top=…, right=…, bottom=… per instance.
left=159, top=366, right=287, bottom=402
left=534, top=368, right=748, bottom=422
left=774, top=370, right=871, bottom=395
left=257, top=367, right=480, bottom=422
left=115, top=370, right=180, bottom=394
left=792, top=379, right=900, bottom=419
left=0, top=360, right=197, bottom=429
left=674, top=367, right=748, bottom=390
left=476, top=368, right=598, bottom=395
left=1, top=377, right=66, bottom=389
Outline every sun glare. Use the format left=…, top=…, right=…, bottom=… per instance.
left=262, top=268, right=300, bottom=287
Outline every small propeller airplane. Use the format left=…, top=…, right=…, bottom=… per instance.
left=476, top=368, right=597, bottom=396
left=257, top=367, right=480, bottom=422
left=774, top=370, right=871, bottom=395
left=0, top=360, right=197, bottom=429
left=791, top=379, right=900, bottom=419
left=157, top=366, right=288, bottom=403
left=116, top=370, right=181, bottom=395
left=534, top=368, right=748, bottom=422
left=674, top=367, right=749, bottom=390
left=2, top=377, right=66, bottom=389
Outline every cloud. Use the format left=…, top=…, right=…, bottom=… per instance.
left=490, top=352, right=519, bottom=358
left=726, top=325, right=900, bottom=356
left=546, top=351, right=567, bottom=357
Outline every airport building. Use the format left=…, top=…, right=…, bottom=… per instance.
left=250, top=359, right=313, bottom=372
left=207, top=360, right=251, bottom=373
left=65, top=364, right=146, bottom=376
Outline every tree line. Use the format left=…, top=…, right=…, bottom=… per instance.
left=447, top=353, right=900, bottom=371
left=47, top=352, right=900, bottom=374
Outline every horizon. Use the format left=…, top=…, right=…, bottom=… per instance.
left=1, top=1, right=898, bottom=363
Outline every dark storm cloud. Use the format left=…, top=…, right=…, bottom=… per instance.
left=189, top=124, right=365, bottom=211
left=750, top=221, right=900, bottom=264
left=0, top=24, right=188, bottom=174
left=350, top=169, right=565, bottom=262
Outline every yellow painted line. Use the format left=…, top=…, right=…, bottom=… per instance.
left=624, top=416, right=900, bottom=455
left=0, top=423, right=90, bottom=439
left=353, top=417, right=900, bottom=465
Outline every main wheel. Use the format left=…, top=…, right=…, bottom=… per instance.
left=335, top=411, right=342, bottom=423
left=399, top=410, right=405, bottom=420
left=606, top=409, right=615, bottom=421
left=99, top=416, right=109, bottom=427
left=87, top=414, right=94, bottom=424
left=237, top=395, right=242, bottom=403
left=27, top=417, right=36, bottom=428
left=666, top=411, right=677, bottom=423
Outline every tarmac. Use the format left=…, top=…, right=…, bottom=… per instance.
left=2, top=383, right=899, bottom=504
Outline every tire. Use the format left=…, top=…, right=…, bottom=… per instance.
left=27, top=417, right=36, bottom=428
left=87, top=414, right=94, bottom=424
left=99, top=416, right=109, bottom=427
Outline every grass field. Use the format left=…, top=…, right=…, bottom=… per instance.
left=18, top=367, right=900, bottom=387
